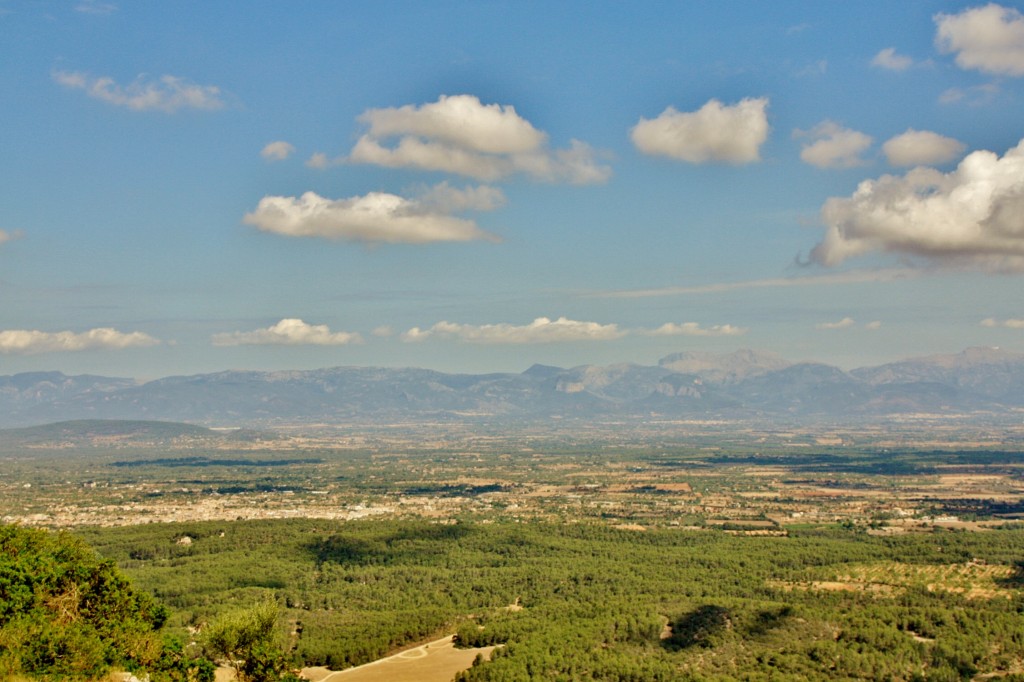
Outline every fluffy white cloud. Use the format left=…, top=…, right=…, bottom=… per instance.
left=810, top=138, right=1024, bottom=271
left=0, top=229, right=20, bottom=246
left=212, top=319, right=362, bottom=347
left=359, top=94, right=545, bottom=154
left=630, top=97, right=769, bottom=164
left=797, top=121, right=873, bottom=169
left=883, top=129, right=966, bottom=166
left=643, top=322, right=747, bottom=337
left=243, top=187, right=498, bottom=244
left=348, top=95, right=610, bottom=184
left=0, top=328, right=159, bottom=354
left=402, top=317, right=626, bottom=344
left=981, top=317, right=1024, bottom=328
left=816, top=317, right=856, bottom=330
left=935, top=3, right=1024, bottom=76
left=865, top=321, right=883, bottom=330
left=871, top=47, right=914, bottom=71
left=53, top=71, right=225, bottom=113
left=260, top=141, right=295, bottom=161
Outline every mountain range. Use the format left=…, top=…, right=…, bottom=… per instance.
left=2, top=347, right=1023, bottom=428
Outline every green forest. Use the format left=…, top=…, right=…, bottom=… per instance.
left=5, top=518, right=1020, bottom=680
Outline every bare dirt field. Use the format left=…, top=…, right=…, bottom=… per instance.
left=301, top=635, right=496, bottom=682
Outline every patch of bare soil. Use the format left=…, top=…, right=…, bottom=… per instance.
left=302, top=635, right=496, bottom=682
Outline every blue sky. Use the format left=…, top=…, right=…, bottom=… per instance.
left=2, top=1, right=1024, bottom=378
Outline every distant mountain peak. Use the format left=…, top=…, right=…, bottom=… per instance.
left=658, top=348, right=790, bottom=384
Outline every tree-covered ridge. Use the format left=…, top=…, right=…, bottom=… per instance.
left=0, top=524, right=170, bottom=678
left=77, top=518, right=1024, bottom=681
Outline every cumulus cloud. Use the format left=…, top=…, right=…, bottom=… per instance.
left=816, top=317, right=856, bottom=330
left=348, top=95, right=610, bottom=184
left=53, top=70, right=225, bottom=113
left=402, top=317, right=626, bottom=344
left=630, top=97, right=769, bottom=164
left=883, top=129, right=966, bottom=166
left=865, top=320, right=883, bottom=330
left=643, top=322, right=748, bottom=337
left=260, top=141, right=295, bottom=161
left=0, top=328, right=159, bottom=354
left=935, top=3, right=1024, bottom=76
left=809, top=138, right=1024, bottom=271
left=871, top=47, right=914, bottom=71
left=212, top=318, right=362, bottom=347
left=797, top=121, right=873, bottom=169
left=981, top=317, right=1024, bottom=328
left=243, top=186, right=499, bottom=244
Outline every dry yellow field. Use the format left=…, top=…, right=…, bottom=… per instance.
left=301, top=636, right=496, bottom=682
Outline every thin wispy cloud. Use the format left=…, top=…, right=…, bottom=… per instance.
left=212, top=319, right=362, bottom=347
left=243, top=184, right=501, bottom=245
left=810, top=138, right=1024, bottom=272
left=939, top=83, right=1000, bottom=106
left=816, top=317, right=856, bottom=330
left=0, top=229, right=22, bottom=247
left=401, top=317, right=747, bottom=343
left=0, top=328, right=159, bottom=354
left=642, top=322, right=747, bottom=337
left=403, top=317, right=626, bottom=344
left=981, top=317, right=1024, bottom=329
left=346, top=94, right=611, bottom=184
left=630, top=97, right=769, bottom=164
left=75, top=1, right=117, bottom=14
left=53, top=70, right=226, bottom=113
left=593, top=268, right=919, bottom=299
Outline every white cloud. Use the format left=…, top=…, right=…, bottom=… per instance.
left=816, top=317, right=856, bottom=330
left=371, top=325, right=394, bottom=338
left=797, top=121, right=873, bottom=169
left=348, top=95, right=610, bottom=184
left=865, top=320, right=883, bottom=330
left=402, top=317, right=626, bottom=344
left=871, top=47, right=914, bottom=71
left=630, top=97, right=769, bottom=164
left=243, top=188, right=498, bottom=244
left=212, top=318, right=362, bottom=347
left=643, top=322, right=748, bottom=337
left=53, top=70, right=225, bottom=113
left=935, top=3, right=1024, bottom=76
left=883, top=129, right=966, bottom=166
left=260, top=141, right=295, bottom=161
left=981, top=317, right=1024, bottom=328
left=0, top=328, right=159, bottom=354
left=810, top=138, right=1024, bottom=271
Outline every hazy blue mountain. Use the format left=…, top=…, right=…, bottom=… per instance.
left=2, top=347, right=1023, bottom=427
